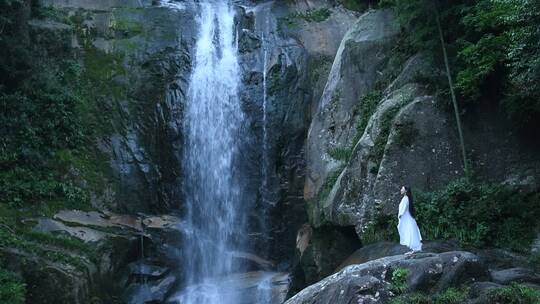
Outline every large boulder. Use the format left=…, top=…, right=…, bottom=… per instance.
left=336, top=240, right=461, bottom=273
left=285, top=251, right=488, bottom=304
left=305, top=9, right=400, bottom=212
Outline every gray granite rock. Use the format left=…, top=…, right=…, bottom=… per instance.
left=285, top=251, right=488, bottom=304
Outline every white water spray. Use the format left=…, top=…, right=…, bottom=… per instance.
left=175, top=2, right=245, bottom=303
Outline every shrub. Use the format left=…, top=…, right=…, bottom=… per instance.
left=435, top=288, right=469, bottom=304
left=390, top=267, right=410, bottom=295
left=389, top=293, right=431, bottom=304
left=487, top=283, right=540, bottom=304
left=0, top=269, right=26, bottom=304
left=361, top=213, right=398, bottom=245
left=294, top=8, right=331, bottom=23
left=414, top=178, right=540, bottom=251
left=328, top=147, right=352, bottom=162
left=386, top=0, right=540, bottom=129
left=390, top=288, right=468, bottom=304
left=363, top=177, right=540, bottom=252
left=354, top=91, right=382, bottom=143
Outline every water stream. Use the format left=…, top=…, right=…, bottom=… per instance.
left=175, top=1, right=245, bottom=303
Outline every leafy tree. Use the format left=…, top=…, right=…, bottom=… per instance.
left=388, top=0, right=540, bottom=130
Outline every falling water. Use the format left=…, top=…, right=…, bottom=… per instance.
left=175, top=1, right=245, bottom=303
left=260, top=26, right=270, bottom=204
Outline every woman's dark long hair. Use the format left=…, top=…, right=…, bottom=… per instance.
left=404, top=186, right=415, bottom=217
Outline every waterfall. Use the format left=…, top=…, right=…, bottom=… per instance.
left=175, top=1, right=245, bottom=303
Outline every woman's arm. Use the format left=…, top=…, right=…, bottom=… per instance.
left=398, top=196, right=408, bottom=218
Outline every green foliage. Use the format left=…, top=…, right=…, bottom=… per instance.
left=111, top=16, right=143, bottom=37
left=338, top=0, right=369, bottom=12
left=355, top=91, right=382, bottom=142
left=278, top=8, right=331, bottom=31
left=294, top=8, right=331, bottom=23
left=503, top=0, right=540, bottom=127
left=435, top=288, right=469, bottom=304
left=390, top=288, right=468, bottom=304
left=328, top=147, right=352, bottom=162
left=317, top=166, right=345, bottom=205
left=386, top=0, right=540, bottom=128
left=456, top=34, right=508, bottom=100
left=364, top=177, right=539, bottom=252
left=0, top=65, right=90, bottom=209
left=361, top=213, right=398, bottom=245
left=368, top=105, right=401, bottom=172
left=389, top=293, right=431, bottom=304
left=0, top=228, right=94, bottom=270
left=0, top=269, right=26, bottom=304
left=487, top=283, right=540, bottom=304
left=415, top=178, right=540, bottom=251
left=33, top=4, right=72, bottom=24
left=308, top=55, right=333, bottom=85
left=390, top=267, right=410, bottom=294
left=0, top=1, right=117, bottom=216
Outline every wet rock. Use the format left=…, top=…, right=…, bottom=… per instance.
left=168, top=271, right=290, bottom=304
left=231, top=251, right=275, bottom=271
left=54, top=210, right=143, bottom=231
left=289, top=225, right=361, bottom=293
left=53, top=210, right=181, bottom=232
left=1, top=247, right=94, bottom=304
left=33, top=218, right=108, bottom=243
left=33, top=0, right=198, bottom=214
left=128, top=261, right=169, bottom=278
left=143, top=215, right=181, bottom=230
left=125, top=274, right=176, bottom=304
left=237, top=1, right=311, bottom=267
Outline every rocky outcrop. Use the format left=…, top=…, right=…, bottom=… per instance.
left=1, top=209, right=181, bottom=304
left=304, top=9, right=400, bottom=225
left=236, top=0, right=360, bottom=265
left=288, top=225, right=361, bottom=294
left=335, top=240, right=461, bottom=272
left=285, top=251, right=488, bottom=304
left=33, top=0, right=199, bottom=213
left=304, top=7, right=540, bottom=235
left=285, top=240, right=540, bottom=304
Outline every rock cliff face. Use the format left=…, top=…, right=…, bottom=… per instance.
left=304, top=8, right=540, bottom=235
left=34, top=0, right=199, bottom=214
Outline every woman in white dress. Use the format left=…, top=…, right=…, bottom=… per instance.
left=397, top=186, right=422, bottom=252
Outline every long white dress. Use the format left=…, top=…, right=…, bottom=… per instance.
left=397, top=195, right=423, bottom=251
